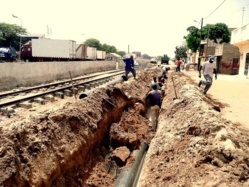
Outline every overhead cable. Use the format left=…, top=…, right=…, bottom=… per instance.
left=204, top=0, right=226, bottom=20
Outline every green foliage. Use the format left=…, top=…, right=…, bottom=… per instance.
left=101, top=43, right=117, bottom=53
left=202, top=23, right=231, bottom=44
left=142, top=54, right=151, bottom=59
left=185, top=22, right=231, bottom=52
left=184, top=26, right=201, bottom=52
left=84, top=39, right=119, bottom=53
left=117, top=51, right=125, bottom=57
left=0, top=22, right=27, bottom=50
left=174, top=46, right=187, bottom=60
left=84, top=38, right=102, bottom=50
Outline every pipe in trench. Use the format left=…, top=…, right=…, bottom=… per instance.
left=79, top=70, right=150, bottom=186
left=115, top=143, right=148, bottom=187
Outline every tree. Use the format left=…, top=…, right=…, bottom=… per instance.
left=202, top=23, right=231, bottom=44
left=116, top=51, right=125, bottom=57
left=84, top=38, right=102, bottom=50
left=174, top=46, right=187, bottom=60
left=185, top=26, right=200, bottom=52
left=185, top=22, right=231, bottom=52
left=101, top=43, right=117, bottom=53
left=0, top=22, right=27, bottom=50
left=142, top=54, right=151, bottom=59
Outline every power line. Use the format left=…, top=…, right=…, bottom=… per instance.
left=204, top=0, right=226, bottom=20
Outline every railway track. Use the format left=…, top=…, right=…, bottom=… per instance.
left=0, top=69, right=130, bottom=114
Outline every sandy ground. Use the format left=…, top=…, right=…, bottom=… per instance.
left=183, top=68, right=249, bottom=129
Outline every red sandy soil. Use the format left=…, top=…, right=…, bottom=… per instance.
left=0, top=67, right=249, bottom=187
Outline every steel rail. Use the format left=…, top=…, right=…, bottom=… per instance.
left=0, top=69, right=123, bottom=98
left=0, top=71, right=125, bottom=108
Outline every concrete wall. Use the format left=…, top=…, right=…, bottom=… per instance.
left=0, top=59, right=152, bottom=91
left=215, top=43, right=240, bottom=75
left=0, top=60, right=123, bottom=90
left=237, top=44, right=249, bottom=76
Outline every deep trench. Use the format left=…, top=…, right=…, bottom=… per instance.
left=0, top=69, right=163, bottom=187
left=51, top=86, right=154, bottom=186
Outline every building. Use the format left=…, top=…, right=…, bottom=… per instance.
left=132, top=51, right=141, bottom=58
left=215, top=43, right=240, bottom=75
left=186, top=30, right=241, bottom=75
left=231, top=23, right=249, bottom=76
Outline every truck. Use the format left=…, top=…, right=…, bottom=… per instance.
left=0, top=47, right=17, bottom=62
left=75, top=44, right=98, bottom=61
left=20, top=38, right=77, bottom=62
left=96, top=50, right=106, bottom=60
left=161, top=55, right=169, bottom=64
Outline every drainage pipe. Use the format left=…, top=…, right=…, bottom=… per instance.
left=115, top=143, right=148, bottom=187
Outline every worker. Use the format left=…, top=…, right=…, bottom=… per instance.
left=145, top=83, right=162, bottom=131
left=150, top=76, right=160, bottom=90
left=122, top=55, right=136, bottom=80
left=198, top=55, right=217, bottom=95
left=176, top=58, right=182, bottom=72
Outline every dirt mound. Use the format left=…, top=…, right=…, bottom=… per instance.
left=1, top=69, right=248, bottom=187
left=138, top=72, right=249, bottom=187
left=0, top=68, right=161, bottom=187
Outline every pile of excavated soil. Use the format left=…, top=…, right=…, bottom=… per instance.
left=0, top=68, right=161, bottom=187
left=138, top=72, right=249, bottom=187
left=1, top=68, right=248, bottom=187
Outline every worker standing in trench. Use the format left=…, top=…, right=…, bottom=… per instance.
left=145, top=83, right=162, bottom=131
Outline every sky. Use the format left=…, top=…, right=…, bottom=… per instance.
left=2, top=0, right=249, bottom=57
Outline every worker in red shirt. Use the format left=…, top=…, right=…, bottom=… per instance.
left=176, top=58, right=182, bottom=72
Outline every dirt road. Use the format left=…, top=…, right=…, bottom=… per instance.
left=183, top=69, right=249, bottom=129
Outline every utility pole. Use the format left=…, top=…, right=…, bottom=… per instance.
left=205, top=25, right=210, bottom=60
left=197, top=18, right=203, bottom=70
left=12, top=14, right=22, bottom=61
left=242, top=7, right=245, bottom=27
left=128, top=44, right=130, bottom=54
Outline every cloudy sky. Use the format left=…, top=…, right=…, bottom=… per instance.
left=2, top=0, right=249, bottom=57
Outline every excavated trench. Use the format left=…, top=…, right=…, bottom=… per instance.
left=1, top=67, right=249, bottom=187
left=0, top=68, right=162, bottom=187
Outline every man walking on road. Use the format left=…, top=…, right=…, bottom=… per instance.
left=198, top=55, right=217, bottom=95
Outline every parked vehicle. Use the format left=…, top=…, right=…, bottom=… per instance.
left=21, top=39, right=76, bottom=62
left=96, top=50, right=106, bottom=60
left=161, top=55, right=169, bottom=64
left=20, top=38, right=107, bottom=62
left=0, top=47, right=17, bottom=62
left=150, top=58, right=157, bottom=64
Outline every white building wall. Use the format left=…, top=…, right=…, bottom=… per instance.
left=231, top=23, right=249, bottom=76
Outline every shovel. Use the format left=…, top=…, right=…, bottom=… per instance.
left=172, top=76, right=178, bottom=99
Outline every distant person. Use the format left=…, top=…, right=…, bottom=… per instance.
left=158, top=75, right=166, bottom=96
left=146, top=83, right=162, bottom=131
left=198, top=55, right=217, bottom=95
left=162, top=67, right=170, bottom=79
left=176, top=59, right=182, bottom=72
left=122, top=55, right=136, bottom=80
left=150, top=76, right=160, bottom=90
left=181, top=59, right=185, bottom=70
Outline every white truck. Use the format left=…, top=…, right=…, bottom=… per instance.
left=21, top=38, right=77, bottom=62
left=96, top=50, right=106, bottom=60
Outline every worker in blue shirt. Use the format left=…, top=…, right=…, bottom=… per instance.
left=122, top=55, right=136, bottom=80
